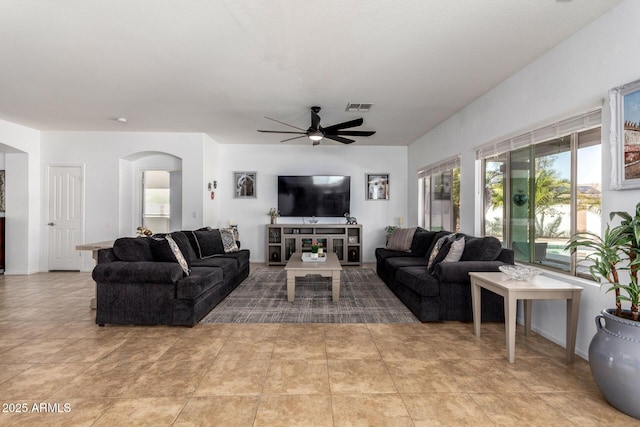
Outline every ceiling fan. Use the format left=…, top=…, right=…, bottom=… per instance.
left=257, top=106, right=376, bottom=145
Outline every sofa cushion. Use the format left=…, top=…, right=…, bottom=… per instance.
left=191, top=250, right=251, bottom=270
left=176, top=267, right=224, bottom=299
left=191, top=229, right=225, bottom=258
left=395, top=267, right=440, bottom=297
left=410, top=228, right=439, bottom=256
left=149, top=234, right=191, bottom=275
left=386, top=256, right=430, bottom=276
left=386, top=227, right=416, bottom=252
left=92, top=261, right=183, bottom=284
left=460, top=236, right=503, bottom=261
left=170, top=231, right=197, bottom=264
left=112, top=237, right=154, bottom=262
left=189, top=257, right=237, bottom=277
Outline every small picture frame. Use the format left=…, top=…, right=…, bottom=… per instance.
left=233, top=172, right=257, bottom=198
left=365, top=173, right=389, bottom=200
left=610, top=78, right=640, bottom=190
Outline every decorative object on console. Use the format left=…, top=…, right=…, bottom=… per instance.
left=268, top=207, right=279, bottom=224
left=365, top=173, right=389, bottom=200
left=344, top=212, right=357, bottom=224
left=233, top=172, right=256, bottom=198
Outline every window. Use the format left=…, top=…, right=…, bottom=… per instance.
left=479, top=110, right=601, bottom=277
left=418, top=155, right=460, bottom=232
left=142, top=170, right=171, bottom=234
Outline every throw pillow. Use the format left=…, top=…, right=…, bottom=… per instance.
left=460, top=236, right=503, bottom=261
left=192, top=229, right=225, bottom=258
left=165, top=234, right=190, bottom=276
left=442, top=236, right=465, bottom=263
left=220, top=227, right=239, bottom=253
left=386, top=227, right=417, bottom=252
left=149, top=234, right=190, bottom=276
left=426, top=233, right=455, bottom=271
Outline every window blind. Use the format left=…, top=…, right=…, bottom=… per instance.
left=475, top=109, right=601, bottom=160
left=417, top=153, right=461, bottom=179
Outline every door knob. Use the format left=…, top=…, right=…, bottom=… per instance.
left=47, top=222, right=55, bottom=226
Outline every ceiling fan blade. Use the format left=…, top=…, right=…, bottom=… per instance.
left=324, top=135, right=354, bottom=144
left=311, top=108, right=321, bottom=131
left=258, top=130, right=306, bottom=134
left=280, top=135, right=307, bottom=143
left=322, top=118, right=364, bottom=133
left=332, top=130, right=376, bottom=137
left=264, top=116, right=306, bottom=131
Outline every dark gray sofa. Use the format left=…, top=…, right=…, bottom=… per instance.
left=92, top=228, right=250, bottom=326
left=376, top=228, right=514, bottom=322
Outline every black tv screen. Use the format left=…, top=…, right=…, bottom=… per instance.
left=278, top=175, right=351, bottom=217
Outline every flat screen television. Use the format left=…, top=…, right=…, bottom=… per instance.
left=278, top=175, right=351, bottom=217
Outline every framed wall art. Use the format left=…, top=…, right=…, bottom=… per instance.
left=233, top=171, right=257, bottom=198
left=610, top=78, right=640, bottom=190
left=365, top=173, right=389, bottom=200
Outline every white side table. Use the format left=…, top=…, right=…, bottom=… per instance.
left=469, top=271, right=582, bottom=363
left=76, top=240, right=114, bottom=309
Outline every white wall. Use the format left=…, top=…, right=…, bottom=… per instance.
left=40, top=132, right=210, bottom=271
left=203, top=134, right=220, bottom=227
left=0, top=119, right=41, bottom=274
left=407, top=0, right=639, bottom=359
left=218, top=144, right=408, bottom=263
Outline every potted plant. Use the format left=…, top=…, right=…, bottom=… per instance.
left=310, top=238, right=319, bottom=259
left=566, top=202, right=640, bottom=419
left=268, top=208, right=279, bottom=224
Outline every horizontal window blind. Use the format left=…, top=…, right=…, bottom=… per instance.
left=418, top=154, right=460, bottom=179
left=475, top=109, right=601, bottom=160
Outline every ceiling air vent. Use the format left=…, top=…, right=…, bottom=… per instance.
left=345, top=103, right=373, bottom=112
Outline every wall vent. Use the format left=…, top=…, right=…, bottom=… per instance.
left=345, top=103, right=373, bottom=112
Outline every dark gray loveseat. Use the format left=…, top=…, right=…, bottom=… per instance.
left=92, top=228, right=249, bottom=326
left=376, top=228, right=514, bottom=322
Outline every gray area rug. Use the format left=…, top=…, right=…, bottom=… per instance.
left=200, top=268, right=419, bottom=323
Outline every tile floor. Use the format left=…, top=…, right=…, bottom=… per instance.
left=0, top=268, right=635, bottom=426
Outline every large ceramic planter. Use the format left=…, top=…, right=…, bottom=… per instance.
left=589, top=308, right=640, bottom=419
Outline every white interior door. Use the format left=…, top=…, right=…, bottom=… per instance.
left=48, top=165, right=83, bottom=270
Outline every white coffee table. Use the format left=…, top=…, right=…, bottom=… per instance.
left=469, top=271, right=582, bottom=363
left=285, top=252, right=342, bottom=302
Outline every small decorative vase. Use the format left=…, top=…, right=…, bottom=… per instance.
left=311, top=252, right=318, bottom=260
left=270, top=216, right=277, bottom=224
left=589, top=308, right=640, bottom=419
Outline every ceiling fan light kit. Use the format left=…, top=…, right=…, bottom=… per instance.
left=257, top=106, right=375, bottom=146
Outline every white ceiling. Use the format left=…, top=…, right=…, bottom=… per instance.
left=0, top=0, right=621, bottom=146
